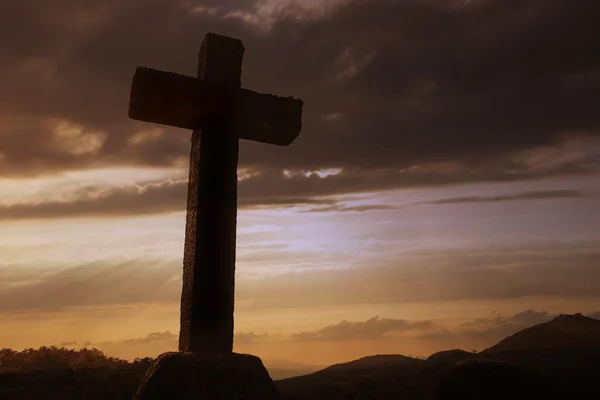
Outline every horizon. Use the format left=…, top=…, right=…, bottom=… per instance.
left=1, top=0, right=600, bottom=367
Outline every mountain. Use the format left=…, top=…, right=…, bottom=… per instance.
left=478, top=314, right=600, bottom=399
left=276, top=314, right=600, bottom=399
left=275, top=354, right=437, bottom=400
left=427, top=349, right=477, bottom=364
left=262, top=359, right=324, bottom=380
left=482, top=313, right=600, bottom=354
left=322, top=354, right=422, bottom=372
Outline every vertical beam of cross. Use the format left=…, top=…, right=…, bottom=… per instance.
left=128, top=32, right=303, bottom=353
left=179, top=34, right=245, bottom=353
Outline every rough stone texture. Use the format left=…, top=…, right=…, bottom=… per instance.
left=235, top=89, right=303, bottom=146
left=179, top=123, right=238, bottom=354
left=198, top=33, right=245, bottom=88
left=133, top=352, right=284, bottom=400
left=179, top=33, right=242, bottom=354
left=128, top=67, right=303, bottom=145
left=128, top=67, right=227, bottom=130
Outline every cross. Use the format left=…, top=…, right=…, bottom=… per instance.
left=128, top=33, right=303, bottom=353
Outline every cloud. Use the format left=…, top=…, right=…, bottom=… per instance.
left=290, top=310, right=570, bottom=347
left=235, top=241, right=600, bottom=309
left=0, top=173, right=340, bottom=221
left=55, top=309, right=600, bottom=360
left=0, top=179, right=188, bottom=220
left=304, top=204, right=400, bottom=213
left=0, top=173, right=590, bottom=220
left=588, top=312, right=600, bottom=320
left=422, top=189, right=588, bottom=205
left=114, top=331, right=177, bottom=346
left=304, top=189, right=587, bottom=213
left=422, top=309, right=600, bottom=349
left=0, top=258, right=181, bottom=312
left=2, top=241, right=600, bottom=313
left=449, top=310, right=554, bottom=342
left=292, top=316, right=436, bottom=341
left=1, top=0, right=599, bottom=201
left=57, top=329, right=268, bottom=357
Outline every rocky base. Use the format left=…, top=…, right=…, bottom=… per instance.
left=133, top=352, right=283, bottom=400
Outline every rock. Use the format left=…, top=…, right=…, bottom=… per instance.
left=133, top=352, right=283, bottom=400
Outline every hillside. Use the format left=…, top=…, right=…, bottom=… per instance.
left=262, top=359, right=324, bottom=379
left=275, top=354, right=438, bottom=400
left=427, top=349, right=477, bottom=364
left=483, top=313, right=600, bottom=354
left=2, top=314, right=600, bottom=399
left=276, top=313, right=600, bottom=400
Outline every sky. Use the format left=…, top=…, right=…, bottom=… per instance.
left=1, top=0, right=600, bottom=366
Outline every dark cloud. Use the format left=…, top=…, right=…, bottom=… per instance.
left=422, top=189, right=588, bottom=205
left=0, top=174, right=339, bottom=220
left=0, top=170, right=591, bottom=220
left=2, top=178, right=589, bottom=220
left=1, top=0, right=599, bottom=200
left=305, top=189, right=588, bottom=213
left=0, top=179, right=188, bottom=220
left=304, top=204, right=400, bottom=213
left=292, top=316, right=436, bottom=341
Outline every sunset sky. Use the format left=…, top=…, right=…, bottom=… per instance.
left=1, top=0, right=600, bottom=366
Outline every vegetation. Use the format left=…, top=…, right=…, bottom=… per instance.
left=0, top=346, right=153, bottom=374
left=0, top=347, right=153, bottom=400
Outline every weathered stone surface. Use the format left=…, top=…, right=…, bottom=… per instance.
left=198, top=33, right=245, bottom=88
left=128, top=67, right=303, bottom=145
left=133, top=352, right=284, bottom=400
left=235, top=90, right=303, bottom=146
left=179, top=123, right=238, bottom=354
left=128, top=67, right=228, bottom=130
left=179, top=32, right=242, bottom=354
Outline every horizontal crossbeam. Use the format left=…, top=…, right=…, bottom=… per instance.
left=129, top=67, right=303, bottom=146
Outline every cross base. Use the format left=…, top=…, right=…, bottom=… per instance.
left=133, top=352, right=283, bottom=400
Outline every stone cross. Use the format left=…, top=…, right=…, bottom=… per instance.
left=128, top=33, right=303, bottom=353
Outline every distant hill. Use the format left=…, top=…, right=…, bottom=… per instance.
left=3, top=314, right=600, bottom=399
left=478, top=314, right=600, bottom=400
left=276, top=354, right=435, bottom=400
left=276, top=314, right=600, bottom=399
left=427, top=349, right=477, bottom=364
left=482, top=313, right=600, bottom=354
left=322, top=354, right=421, bottom=372
left=263, top=359, right=324, bottom=380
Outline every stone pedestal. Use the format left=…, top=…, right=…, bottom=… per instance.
left=133, top=352, right=283, bottom=400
